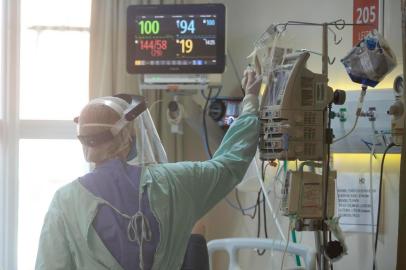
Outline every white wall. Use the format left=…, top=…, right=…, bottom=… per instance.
left=217, top=0, right=401, bottom=95
left=183, top=0, right=403, bottom=269
left=201, top=155, right=400, bottom=270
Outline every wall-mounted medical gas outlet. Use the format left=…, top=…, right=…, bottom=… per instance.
left=281, top=170, right=336, bottom=220
left=331, top=90, right=401, bottom=153
left=388, top=75, right=404, bottom=145
left=208, top=97, right=242, bottom=129
left=330, top=108, right=347, bottom=122
left=167, top=99, right=184, bottom=135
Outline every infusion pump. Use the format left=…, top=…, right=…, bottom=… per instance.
left=259, top=52, right=335, bottom=161
left=281, top=170, right=336, bottom=220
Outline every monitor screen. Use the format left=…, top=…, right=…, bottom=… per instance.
left=127, top=4, right=226, bottom=74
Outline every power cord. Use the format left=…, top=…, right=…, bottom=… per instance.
left=200, top=87, right=221, bottom=100
left=256, top=186, right=265, bottom=255
left=280, top=221, right=293, bottom=270
left=323, top=104, right=333, bottom=269
left=201, top=87, right=264, bottom=219
left=200, top=86, right=283, bottom=252
left=224, top=163, right=280, bottom=216
left=373, top=142, right=397, bottom=270
left=329, top=231, right=334, bottom=270
left=369, top=125, right=378, bottom=269
left=234, top=189, right=258, bottom=219
left=256, top=161, right=270, bottom=255
left=333, top=85, right=367, bottom=144
left=202, top=88, right=213, bottom=158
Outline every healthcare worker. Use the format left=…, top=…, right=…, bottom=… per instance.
left=35, top=70, right=262, bottom=270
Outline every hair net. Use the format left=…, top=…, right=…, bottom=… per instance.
left=77, top=95, right=167, bottom=165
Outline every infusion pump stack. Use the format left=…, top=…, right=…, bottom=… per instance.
left=259, top=51, right=345, bottom=161
left=259, top=51, right=346, bottom=233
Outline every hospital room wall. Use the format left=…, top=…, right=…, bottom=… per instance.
left=194, top=0, right=404, bottom=93
left=196, top=155, right=400, bottom=270
left=182, top=0, right=403, bottom=269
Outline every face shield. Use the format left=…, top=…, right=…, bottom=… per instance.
left=130, top=105, right=168, bottom=165
left=75, top=94, right=168, bottom=165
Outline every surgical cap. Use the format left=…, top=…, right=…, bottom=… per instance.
left=77, top=96, right=134, bottom=163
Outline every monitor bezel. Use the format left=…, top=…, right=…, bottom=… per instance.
left=127, top=3, right=226, bottom=74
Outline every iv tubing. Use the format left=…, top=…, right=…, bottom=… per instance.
left=254, top=158, right=287, bottom=242
left=333, top=86, right=367, bottom=143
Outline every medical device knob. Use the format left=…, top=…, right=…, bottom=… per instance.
left=388, top=101, right=404, bottom=118
left=333, top=89, right=346, bottom=105
left=325, top=240, right=344, bottom=261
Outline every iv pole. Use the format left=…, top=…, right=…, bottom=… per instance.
left=274, top=20, right=342, bottom=270
left=321, top=23, right=330, bottom=270
left=272, top=20, right=357, bottom=270
left=397, top=0, right=406, bottom=269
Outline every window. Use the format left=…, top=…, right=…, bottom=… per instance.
left=0, top=0, right=5, bottom=266
left=1, top=1, right=91, bottom=269
left=20, top=0, right=90, bottom=120
left=18, top=139, right=88, bottom=269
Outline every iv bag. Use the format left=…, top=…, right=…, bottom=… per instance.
left=341, top=30, right=397, bottom=87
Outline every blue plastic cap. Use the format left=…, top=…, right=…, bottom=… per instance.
left=366, top=37, right=377, bottom=50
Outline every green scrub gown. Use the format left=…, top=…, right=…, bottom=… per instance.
left=35, top=94, right=259, bottom=270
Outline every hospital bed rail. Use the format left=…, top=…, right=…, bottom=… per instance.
left=207, top=237, right=316, bottom=270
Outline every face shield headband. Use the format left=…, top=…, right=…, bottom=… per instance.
left=74, top=94, right=147, bottom=147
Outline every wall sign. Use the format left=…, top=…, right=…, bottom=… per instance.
left=353, top=0, right=380, bottom=46
left=336, top=173, right=380, bottom=233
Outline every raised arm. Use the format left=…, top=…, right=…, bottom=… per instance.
left=147, top=71, right=262, bottom=221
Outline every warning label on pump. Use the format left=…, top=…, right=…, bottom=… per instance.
left=336, top=173, right=380, bottom=233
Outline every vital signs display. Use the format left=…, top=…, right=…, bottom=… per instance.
left=127, top=4, right=226, bottom=74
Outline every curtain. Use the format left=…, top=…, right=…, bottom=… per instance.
left=89, top=0, right=141, bottom=97
left=89, top=0, right=184, bottom=162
